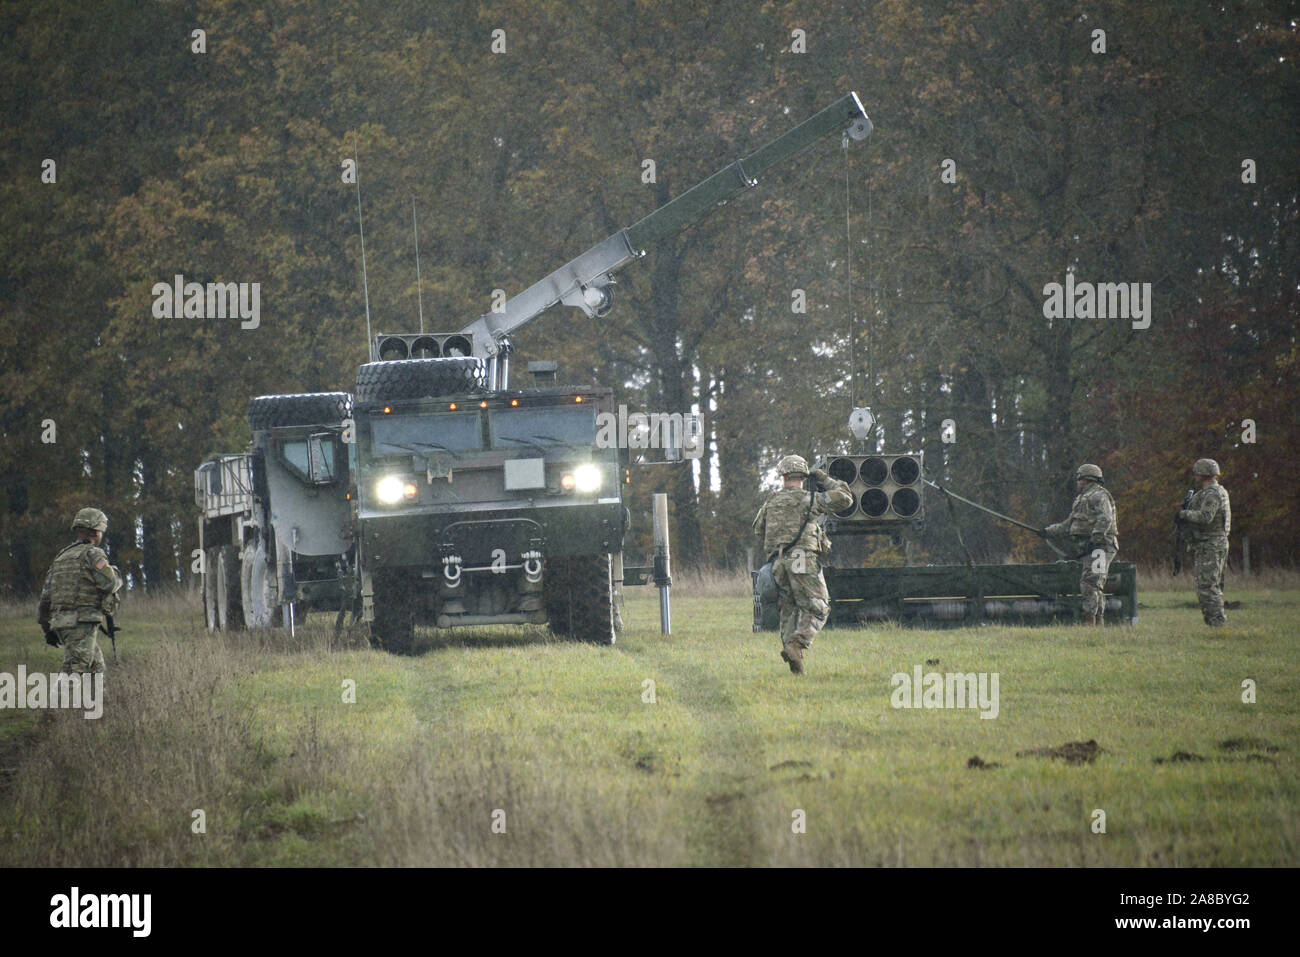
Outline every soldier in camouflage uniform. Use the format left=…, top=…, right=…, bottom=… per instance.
left=752, top=455, right=853, bottom=674
left=1177, top=458, right=1231, bottom=626
left=1044, top=464, right=1119, bottom=625
left=37, top=508, right=123, bottom=674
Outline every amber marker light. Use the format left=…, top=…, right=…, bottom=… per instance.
left=402, top=483, right=418, bottom=500
left=560, top=473, right=576, bottom=491
left=383, top=406, right=392, bottom=414
left=574, top=395, right=583, bottom=403
left=479, top=400, right=488, bottom=408
left=449, top=402, right=458, bottom=410
left=510, top=398, right=519, bottom=407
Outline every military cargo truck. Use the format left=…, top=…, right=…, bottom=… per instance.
left=197, top=93, right=874, bottom=649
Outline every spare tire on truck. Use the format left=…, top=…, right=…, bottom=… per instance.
left=354, top=357, right=486, bottom=403
left=248, top=392, right=353, bottom=432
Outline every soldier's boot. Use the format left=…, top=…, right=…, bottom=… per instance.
left=781, top=641, right=805, bottom=675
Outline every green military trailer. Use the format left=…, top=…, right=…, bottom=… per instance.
left=752, top=426, right=1139, bottom=631
left=755, top=551, right=1139, bottom=632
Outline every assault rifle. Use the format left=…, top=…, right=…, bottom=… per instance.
left=1172, top=489, right=1194, bottom=574
left=100, top=614, right=121, bottom=663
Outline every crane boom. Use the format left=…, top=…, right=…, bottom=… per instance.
left=457, top=92, right=872, bottom=364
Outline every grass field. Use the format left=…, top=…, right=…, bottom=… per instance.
left=1, top=573, right=1296, bottom=867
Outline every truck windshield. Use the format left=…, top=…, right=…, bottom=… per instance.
left=371, top=412, right=482, bottom=455
left=491, top=406, right=596, bottom=449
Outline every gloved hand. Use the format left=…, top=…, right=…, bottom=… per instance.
left=1174, top=510, right=1186, bottom=524
left=809, top=468, right=829, bottom=483
left=43, top=628, right=59, bottom=647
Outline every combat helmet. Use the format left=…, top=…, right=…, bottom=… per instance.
left=1193, top=458, right=1220, bottom=476
left=71, top=507, right=108, bottom=532
left=1075, top=464, right=1103, bottom=481
left=776, top=454, right=809, bottom=477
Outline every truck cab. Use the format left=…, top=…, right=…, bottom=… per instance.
left=353, top=360, right=625, bottom=650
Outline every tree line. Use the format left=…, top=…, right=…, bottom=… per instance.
left=1, top=0, right=1295, bottom=594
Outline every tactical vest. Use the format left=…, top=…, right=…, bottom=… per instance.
left=760, top=487, right=822, bottom=558
left=1067, top=485, right=1119, bottom=547
left=1188, top=485, right=1231, bottom=542
left=47, top=543, right=110, bottom=623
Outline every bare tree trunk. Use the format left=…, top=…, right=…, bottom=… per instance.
left=140, top=452, right=163, bottom=592
left=647, top=240, right=703, bottom=567
left=4, top=469, right=33, bottom=595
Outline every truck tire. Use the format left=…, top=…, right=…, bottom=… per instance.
left=214, top=545, right=245, bottom=631
left=370, top=573, right=416, bottom=654
left=547, top=555, right=615, bottom=645
left=204, top=548, right=220, bottom=631
left=248, top=392, right=353, bottom=432
left=241, top=538, right=281, bottom=628
left=354, top=358, right=486, bottom=403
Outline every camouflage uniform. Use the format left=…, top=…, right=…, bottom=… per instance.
left=752, top=462, right=852, bottom=654
left=1180, top=478, right=1231, bottom=626
left=37, top=513, right=122, bottom=674
left=1045, top=472, right=1118, bottom=623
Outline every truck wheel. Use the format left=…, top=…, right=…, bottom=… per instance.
left=204, top=548, right=220, bottom=631
left=248, top=392, right=353, bottom=432
left=548, top=555, right=615, bottom=645
left=241, top=538, right=281, bottom=628
left=370, top=573, right=415, bottom=654
left=354, top=358, right=486, bottom=403
left=214, top=545, right=245, bottom=631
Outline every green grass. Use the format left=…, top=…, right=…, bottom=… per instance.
left=0, top=579, right=1296, bottom=866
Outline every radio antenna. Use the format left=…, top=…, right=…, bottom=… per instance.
left=412, top=197, right=425, bottom=334
left=353, top=133, right=373, bottom=353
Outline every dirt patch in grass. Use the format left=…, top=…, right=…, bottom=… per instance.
left=1217, top=737, right=1279, bottom=753
left=1153, top=751, right=1206, bottom=764
left=1016, top=739, right=1102, bottom=764
left=1154, top=748, right=1278, bottom=766
left=705, top=790, right=749, bottom=808
left=1240, top=754, right=1278, bottom=765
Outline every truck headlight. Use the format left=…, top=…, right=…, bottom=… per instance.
left=574, top=463, right=602, bottom=492
left=376, top=475, right=405, bottom=504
